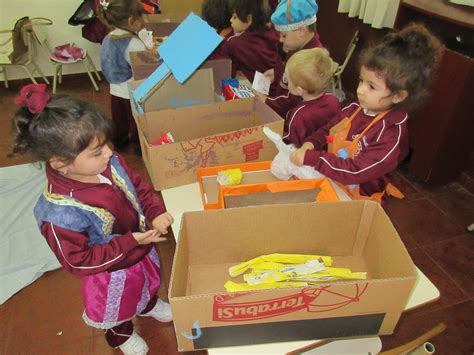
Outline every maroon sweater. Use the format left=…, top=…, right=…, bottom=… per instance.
left=265, top=32, right=325, bottom=119
left=39, top=153, right=166, bottom=276
left=215, top=29, right=283, bottom=95
left=283, top=93, right=340, bottom=147
left=303, top=103, right=409, bottom=197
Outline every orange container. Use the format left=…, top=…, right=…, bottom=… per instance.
left=197, top=161, right=339, bottom=210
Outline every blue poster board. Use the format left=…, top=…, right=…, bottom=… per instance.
left=158, top=12, right=223, bottom=83
left=133, top=12, right=223, bottom=110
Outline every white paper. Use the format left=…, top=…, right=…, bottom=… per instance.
left=252, top=71, right=271, bottom=95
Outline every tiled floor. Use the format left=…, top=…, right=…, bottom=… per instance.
left=0, top=76, right=473, bottom=354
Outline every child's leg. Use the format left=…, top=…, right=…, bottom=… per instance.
left=106, top=320, right=149, bottom=354
left=140, top=295, right=173, bottom=322
left=111, top=95, right=131, bottom=150
left=105, top=320, right=134, bottom=347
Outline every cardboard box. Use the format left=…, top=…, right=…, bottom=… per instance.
left=130, top=68, right=218, bottom=117
left=135, top=97, right=284, bottom=190
left=130, top=54, right=232, bottom=97
left=169, top=201, right=418, bottom=351
left=197, top=161, right=339, bottom=209
left=145, top=0, right=203, bottom=23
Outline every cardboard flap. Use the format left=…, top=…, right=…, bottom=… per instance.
left=158, top=12, right=223, bottom=83
left=353, top=201, right=377, bottom=256
left=143, top=68, right=215, bottom=112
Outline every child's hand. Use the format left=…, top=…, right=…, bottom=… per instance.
left=290, top=142, right=314, bottom=166
left=152, top=212, right=174, bottom=235
left=263, top=69, right=275, bottom=83
left=133, top=230, right=167, bottom=244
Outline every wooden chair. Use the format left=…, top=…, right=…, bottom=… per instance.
left=0, top=17, right=52, bottom=88
left=331, top=30, right=360, bottom=95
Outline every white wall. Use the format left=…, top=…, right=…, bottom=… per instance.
left=1, top=0, right=102, bottom=81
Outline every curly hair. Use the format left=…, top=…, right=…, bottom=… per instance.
left=359, top=23, right=443, bottom=112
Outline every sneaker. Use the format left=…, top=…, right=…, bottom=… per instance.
left=118, top=331, right=149, bottom=355
left=140, top=299, right=173, bottom=322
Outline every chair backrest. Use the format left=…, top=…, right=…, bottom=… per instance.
left=24, top=18, right=54, bottom=59
left=8, top=16, right=31, bottom=63
left=334, top=30, right=360, bottom=76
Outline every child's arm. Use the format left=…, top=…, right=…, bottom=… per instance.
left=265, top=94, right=300, bottom=119
left=40, top=223, right=141, bottom=276
left=303, top=128, right=405, bottom=185
left=115, top=154, right=166, bottom=223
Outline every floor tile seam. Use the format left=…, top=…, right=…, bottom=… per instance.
left=421, top=247, right=471, bottom=299
left=424, top=196, right=468, bottom=232
left=408, top=298, right=473, bottom=321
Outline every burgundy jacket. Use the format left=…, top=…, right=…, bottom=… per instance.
left=213, top=29, right=283, bottom=96
left=303, top=103, right=409, bottom=197
left=283, top=93, right=340, bottom=147
left=39, top=153, right=166, bottom=276
left=265, top=32, right=324, bottom=118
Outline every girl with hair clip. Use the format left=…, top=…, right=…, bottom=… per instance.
left=97, top=0, right=153, bottom=156
left=290, top=24, right=442, bottom=203
left=10, top=84, right=173, bottom=354
left=215, top=0, right=283, bottom=95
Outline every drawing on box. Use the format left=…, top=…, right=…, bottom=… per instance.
left=213, top=284, right=368, bottom=322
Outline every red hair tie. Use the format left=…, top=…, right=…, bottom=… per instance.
left=14, top=83, right=51, bottom=114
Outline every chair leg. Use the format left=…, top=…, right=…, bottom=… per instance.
left=52, top=64, right=59, bottom=94
left=330, top=78, right=336, bottom=95
left=58, top=66, right=62, bottom=84
left=31, top=59, right=50, bottom=85
left=0, top=67, right=8, bottom=88
left=87, top=54, right=101, bottom=82
left=21, top=65, right=38, bottom=85
left=83, top=57, right=99, bottom=91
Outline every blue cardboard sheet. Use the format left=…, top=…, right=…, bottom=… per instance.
left=133, top=62, right=171, bottom=106
left=157, top=12, right=223, bottom=83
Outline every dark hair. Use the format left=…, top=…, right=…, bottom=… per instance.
left=202, top=0, right=232, bottom=33
left=10, top=95, right=112, bottom=163
left=229, top=0, right=270, bottom=32
left=97, top=0, right=145, bottom=29
left=359, top=23, right=442, bottom=112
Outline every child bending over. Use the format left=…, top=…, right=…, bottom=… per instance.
left=265, top=0, right=325, bottom=118
left=11, top=84, right=173, bottom=355
left=214, top=0, right=283, bottom=95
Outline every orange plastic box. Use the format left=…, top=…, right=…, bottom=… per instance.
left=197, top=161, right=339, bottom=210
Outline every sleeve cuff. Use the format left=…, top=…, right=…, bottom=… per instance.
left=303, top=150, right=322, bottom=167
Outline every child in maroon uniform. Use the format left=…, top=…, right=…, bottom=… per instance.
left=11, top=85, right=174, bottom=355
left=290, top=24, right=442, bottom=203
left=219, top=0, right=283, bottom=95
left=265, top=0, right=325, bottom=118
left=282, top=48, right=340, bottom=147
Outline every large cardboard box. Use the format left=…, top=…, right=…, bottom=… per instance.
left=197, top=161, right=339, bottom=209
left=135, top=97, right=284, bottom=190
left=169, top=201, right=418, bottom=351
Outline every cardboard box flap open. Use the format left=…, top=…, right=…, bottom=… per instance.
left=130, top=67, right=215, bottom=120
